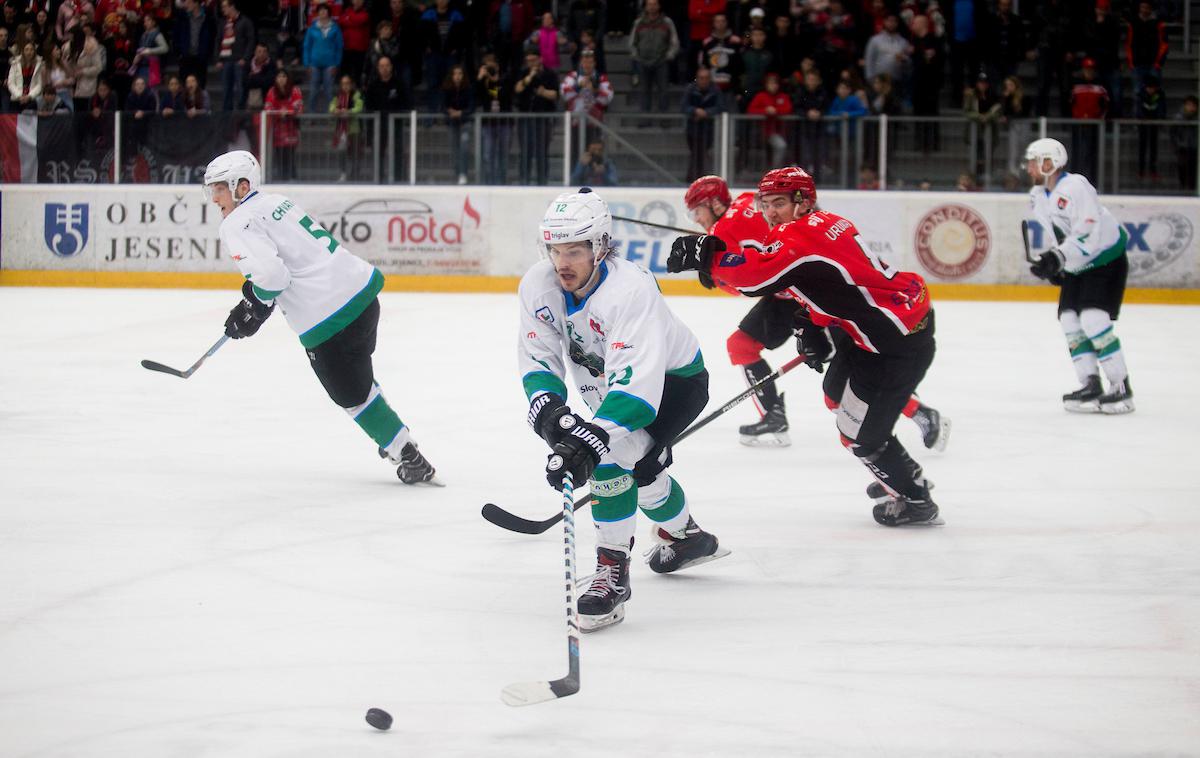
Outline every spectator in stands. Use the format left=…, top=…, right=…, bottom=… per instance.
left=42, top=44, right=76, bottom=112
left=174, top=0, right=214, bottom=90
left=955, top=172, right=978, bottom=191
left=570, top=137, right=617, bottom=185
left=814, top=1, right=857, bottom=81
left=1171, top=95, right=1198, bottom=191
left=863, top=14, right=910, bottom=97
left=1000, top=74, right=1028, bottom=119
left=0, top=4, right=17, bottom=39
left=630, top=0, right=678, bottom=114
left=513, top=49, right=558, bottom=185
left=1136, top=73, right=1166, bottom=180
left=528, top=12, right=568, bottom=72
left=794, top=67, right=826, bottom=176
left=213, top=0, right=255, bottom=111
left=858, top=165, right=879, bottom=190
left=0, top=28, right=10, bottom=111
left=826, top=78, right=867, bottom=140
left=984, top=0, right=1027, bottom=81
left=132, top=15, right=169, bottom=90
left=56, top=0, right=95, bottom=41
left=1083, top=0, right=1122, bottom=116
left=489, top=0, right=534, bottom=75
left=304, top=3, right=343, bottom=113
left=1070, top=58, right=1108, bottom=178
left=159, top=74, right=185, bottom=116
left=963, top=71, right=1000, bottom=173
left=37, top=86, right=72, bottom=115
left=682, top=66, right=722, bottom=180
left=944, top=0, right=984, bottom=108
left=420, top=0, right=467, bottom=112
left=338, top=0, right=370, bottom=83
left=1032, top=0, right=1071, bottom=116
left=740, top=27, right=772, bottom=107
left=442, top=63, right=474, bottom=184
left=769, top=14, right=798, bottom=80
left=572, top=28, right=600, bottom=71
left=869, top=72, right=900, bottom=116
left=125, top=75, right=158, bottom=149
left=7, top=41, right=42, bottom=112
left=265, top=68, right=303, bottom=180
left=561, top=49, right=613, bottom=127
left=66, top=24, right=105, bottom=113
left=475, top=52, right=511, bottom=184
left=87, top=78, right=117, bottom=154
left=245, top=43, right=277, bottom=108
left=367, top=21, right=399, bottom=84
left=96, top=0, right=139, bottom=38
left=1126, top=1, right=1169, bottom=109
left=567, top=0, right=606, bottom=73
left=31, top=9, right=53, bottom=50
left=183, top=72, right=211, bottom=116
left=746, top=71, right=791, bottom=166
left=379, top=0, right=420, bottom=85
left=700, top=14, right=740, bottom=103
left=365, top=56, right=408, bottom=113
left=330, top=74, right=364, bottom=181
left=106, top=19, right=136, bottom=107
left=909, top=12, right=942, bottom=153
left=686, top=0, right=723, bottom=77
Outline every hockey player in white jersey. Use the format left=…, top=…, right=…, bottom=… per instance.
left=1024, top=138, right=1134, bottom=414
left=519, top=188, right=728, bottom=632
left=203, top=150, right=438, bottom=482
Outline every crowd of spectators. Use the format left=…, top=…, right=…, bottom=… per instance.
left=0, top=0, right=1195, bottom=189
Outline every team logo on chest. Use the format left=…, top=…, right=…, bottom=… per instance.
left=1057, top=196, right=1069, bottom=210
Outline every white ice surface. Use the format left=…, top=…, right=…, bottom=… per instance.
left=1, top=288, right=1198, bottom=758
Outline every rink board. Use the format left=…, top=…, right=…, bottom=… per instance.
left=2, top=184, right=1197, bottom=298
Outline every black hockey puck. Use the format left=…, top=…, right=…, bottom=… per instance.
left=365, top=707, right=393, bottom=731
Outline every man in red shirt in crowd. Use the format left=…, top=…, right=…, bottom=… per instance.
left=1070, top=57, right=1109, bottom=177
left=671, top=167, right=944, bottom=526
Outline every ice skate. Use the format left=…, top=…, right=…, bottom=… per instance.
left=910, top=404, right=951, bottom=452
left=645, top=517, right=730, bottom=574
left=866, top=478, right=935, bottom=506
left=578, top=546, right=631, bottom=633
left=872, top=488, right=943, bottom=527
left=1062, top=375, right=1103, bottom=413
left=1098, top=378, right=1135, bottom=415
left=379, top=442, right=443, bottom=486
left=738, top=394, right=790, bottom=447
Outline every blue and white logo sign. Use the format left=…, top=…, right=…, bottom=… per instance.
left=44, top=203, right=89, bottom=257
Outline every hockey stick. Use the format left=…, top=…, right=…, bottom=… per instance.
left=140, top=335, right=230, bottom=379
left=611, top=214, right=696, bottom=236
left=480, top=355, right=806, bottom=535
left=1020, top=219, right=1037, bottom=263
left=500, top=471, right=580, bottom=706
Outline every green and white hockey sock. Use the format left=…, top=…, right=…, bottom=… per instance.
left=1080, top=307, right=1129, bottom=387
left=638, top=475, right=691, bottom=537
left=1059, top=310, right=1099, bottom=384
left=590, top=464, right=637, bottom=553
left=347, top=383, right=411, bottom=457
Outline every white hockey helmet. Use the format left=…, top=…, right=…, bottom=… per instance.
left=203, top=150, right=261, bottom=203
left=1024, top=138, right=1068, bottom=177
left=539, top=187, right=613, bottom=262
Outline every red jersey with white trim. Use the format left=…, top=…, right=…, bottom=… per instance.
left=708, top=191, right=770, bottom=295
left=710, top=210, right=932, bottom=354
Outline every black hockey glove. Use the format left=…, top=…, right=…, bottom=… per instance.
left=1030, top=248, right=1065, bottom=283
left=668, top=234, right=725, bottom=289
left=795, top=317, right=833, bottom=374
left=224, top=280, right=275, bottom=339
left=545, top=414, right=610, bottom=490
left=527, top=392, right=573, bottom=447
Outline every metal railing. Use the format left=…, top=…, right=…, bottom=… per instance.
left=4, top=111, right=1198, bottom=197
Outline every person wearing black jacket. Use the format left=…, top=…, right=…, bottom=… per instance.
left=213, top=0, right=256, bottom=110
left=173, top=0, right=215, bottom=89
left=512, top=49, right=558, bottom=185
left=365, top=56, right=410, bottom=178
left=442, top=64, right=474, bottom=184
left=682, top=67, right=723, bottom=181
left=1084, top=2, right=1123, bottom=116
left=475, top=52, right=512, bottom=185
left=793, top=68, right=826, bottom=177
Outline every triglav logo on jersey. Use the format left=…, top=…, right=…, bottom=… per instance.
left=912, top=204, right=991, bottom=280
left=44, top=203, right=89, bottom=257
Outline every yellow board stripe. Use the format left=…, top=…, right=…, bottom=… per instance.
left=2, top=270, right=1199, bottom=305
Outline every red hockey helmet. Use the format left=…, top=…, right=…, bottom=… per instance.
left=684, top=175, right=732, bottom=211
left=757, top=166, right=817, bottom=206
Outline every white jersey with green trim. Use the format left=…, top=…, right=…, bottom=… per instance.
left=1027, top=172, right=1125, bottom=274
left=219, top=190, right=384, bottom=348
left=518, top=256, right=704, bottom=445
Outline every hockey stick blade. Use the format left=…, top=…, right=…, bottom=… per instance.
left=481, top=356, right=806, bottom=535
left=139, top=359, right=188, bottom=378
left=500, top=675, right=580, bottom=707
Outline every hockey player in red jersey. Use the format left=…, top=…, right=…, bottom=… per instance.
left=670, top=167, right=942, bottom=526
left=685, top=174, right=949, bottom=452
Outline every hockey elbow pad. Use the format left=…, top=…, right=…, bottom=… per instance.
left=528, top=392, right=572, bottom=446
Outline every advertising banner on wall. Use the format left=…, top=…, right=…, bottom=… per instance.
left=3, top=185, right=1197, bottom=288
